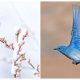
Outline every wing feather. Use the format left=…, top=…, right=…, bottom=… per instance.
left=70, top=6, right=80, bottom=50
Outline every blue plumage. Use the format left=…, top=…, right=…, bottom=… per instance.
left=54, top=6, right=80, bottom=65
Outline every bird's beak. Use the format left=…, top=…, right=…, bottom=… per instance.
left=53, top=48, right=57, bottom=50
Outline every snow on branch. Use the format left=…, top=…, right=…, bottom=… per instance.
left=0, top=27, right=39, bottom=78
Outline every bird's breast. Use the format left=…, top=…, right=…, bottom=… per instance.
left=66, top=48, right=80, bottom=61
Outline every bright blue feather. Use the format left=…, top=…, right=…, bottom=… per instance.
left=70, top=6, right=80, bottom=50
left=54, top=6, right=80, bottom=65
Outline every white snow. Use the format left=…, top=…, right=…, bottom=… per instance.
left=11, top=63, right=18, bottom=74
left=19, top=50, right=25, bottom=55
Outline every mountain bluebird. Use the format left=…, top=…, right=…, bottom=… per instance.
left=54, top=6, right=80, bottom=65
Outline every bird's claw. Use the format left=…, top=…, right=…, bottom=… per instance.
left=72, top=61, right=77, bottom=65
left=72, top=60, right=80, bottom=65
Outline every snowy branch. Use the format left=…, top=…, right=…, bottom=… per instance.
left=0, top=27, right=39, bottom=78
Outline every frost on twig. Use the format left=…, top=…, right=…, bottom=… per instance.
left=0, top=27, right=39, bottom=78
left=28, top=59, right=35, bottom=69
left=0, top=37, right=14, bottom=50
left=34, top=65, right=40, bottom=77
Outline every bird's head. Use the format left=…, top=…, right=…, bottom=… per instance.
left=54, top=46, right=67, bottom=54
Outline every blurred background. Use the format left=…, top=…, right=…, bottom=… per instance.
left=41, top=2, right=80, bottom=78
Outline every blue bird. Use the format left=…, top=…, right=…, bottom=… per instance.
left=54, top=6, right=80, bottom=65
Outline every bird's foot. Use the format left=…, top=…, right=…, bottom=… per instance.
left=72, top=61, right=78, bottom=65
left=72, top=60, right=80, bottom=65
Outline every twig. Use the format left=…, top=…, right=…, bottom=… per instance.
left=28, top=59, right=35, bottom=69
left=15, top=28, right=21, bottom=43
left=34, top=65, right=40, bottom=77
left=0, top=37, right=14, bottom=50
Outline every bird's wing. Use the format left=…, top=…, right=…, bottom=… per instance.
left=70, top=6, right=80, bottom=50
